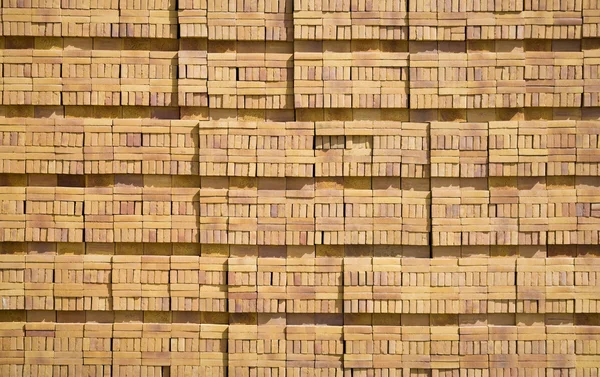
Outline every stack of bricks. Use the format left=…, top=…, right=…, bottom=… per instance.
left=1, top=0, right=600, bottom=376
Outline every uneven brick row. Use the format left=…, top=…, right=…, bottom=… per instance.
left=2, top=253, right=600, bottom=313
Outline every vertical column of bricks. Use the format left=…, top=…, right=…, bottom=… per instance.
left=112, top=323, right=142, bottom=377
left=84, top=177, right=114, bottom=243
left=460, top=321, right=489, bottom=374
left=430, top=321, right=459, bottom=372
left=171, top=179, right=200, bottom=243
left=258, top=315, right=286, bottom=377
left=24, top=322, right=55, bottom=377
left=178, top=50, right=209, bottom=107
left=54, top=255, right=83, bottom=310
left=228, top=253, right=258, bottom=312
left=142, top=177, right=172, bottom=243
left=171, top=323, right=200, bottom=377
left=228, top=319, right=258, bottom=377
left=545, top=257, right=574, bottom=313
left=141, top=323, right=171, bottom=374
left=344, top=122, right=373, bottom=176
left=199, top=252, right=228, bottom=311
left=496, top=48, right=526, bottom=108
left=178, top=0, right=208, bottom=37
left=3, top=47, right=33, bottom=106
left=111, top=255, right=141, bottom=311
left=90, top=0, right=119, bottom=37
left=150, top=51, right=178, bottom=106
left=315, top=178, right=345, bottom=244
left=286, top=121, right=315, bottom=177
left=438, top=49, right=468, bottom=109
left=0, top=323, right=25, bottom=377
left=83, top=119, right=113, bottom=175
left=489, top=121, right=518, bottom=177
left=372, top=122, right=402, bottom=176
left=286, top=247, right=316, bottom=313
left=25, top=119, right=55, bottom=174
left=576, top=178, right=600, bottom=244
left=409, top=47, right=439, bottom=108
left=200, top=121, right=228, bottom=176
left=228, top=121, right=257, bottom=177
left=54, top=118, right=84, bottom=175
left=546, top=121, right=577, bottom=176
left=24, top=254, right=54, bottom=310
left=401, top=178, right=430, bottom=246
left=257, top=248, right=287, bottom=312
left=324, top=43, right=352, bottom=108
left=0, top=254, right=25, bottom=309
left=112, top=119, right=141, bottom=174
left=372, top=256, right=402, bottom=312
left=575, top=256, right=600, bottom=312
left=83, top=254, right=112, bottom=310
left=0, top=118, right=25, bottom=174
left=547, top=185, right=577, bottom=244
left=285, top=323, right=314, bottom=377
left=32, top=46, right=62, bottom=106
left=82, top=323, right=113, bottom=375
left=170, top=256, right=200, bottom=311
left=293, top=42, right=324, bottom=107
left=113, top=176, right=143, bottom=243
left=257, top=121, right=286, bottom=177
left=257, top=178, right=286, bottom=245
left=458, top=257, right=487, bottom=313
left=487, top=256, right=516, bottom=313
left=207, top=43, right=237, bottom=108
left=516, top=318, right=546, bottom=377
left=141, top=256, right=170, bottom=311
left=286, top=178, right=315, bottom=245
left=430, top=258, right=460, bottom=313
left=575, top=121, right=597, bottom=176
left=344, top=178, right=374, bottom=244
left=120, top=50, right=150, bottom=106
left=171, top=120, right=199, bottom=175
left=200, top=324, right=228, bottom=377
left=62, top=40, right=92, bottom=106
left=344, top=256, right=373, bottom=313
left=518, top=178, right=547, bottom=245
left=54, top=323, right=84, bottom=376
left=315, top=121, right=344, bottom=177
left=0, top=185, right=25, bottom=242
left=517, top=257, right=545, bottom=313
left=228, top=179, right=258, bottom=245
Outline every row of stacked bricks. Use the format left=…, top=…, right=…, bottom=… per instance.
left=1, top=118, right=599, bottom=177
left=2, top=314, right=600, bottom=377
left=4, top=38, right=600, bottom=108
left=2, top=250, right=600, bottom=314
left=2, top=0, right=600, bottom=40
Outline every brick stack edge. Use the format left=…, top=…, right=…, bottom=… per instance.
left=1, top=0, right=600, bottom=376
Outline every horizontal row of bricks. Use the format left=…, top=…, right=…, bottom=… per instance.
left=3, top=319, right=600, bottom=376
left=1, top=180, right=599, bottom=244
left=3, top=0, right=598, bottom=11
left=3, top=16, right=600, bottom=40
left=1, top=119, right=600, bottom=176
left=1, top=254, right=600, bottom=313
left=3, top=47, right=600, bottom=108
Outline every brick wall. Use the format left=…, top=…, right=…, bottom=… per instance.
left=0, top=0, right=600, bottom=376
